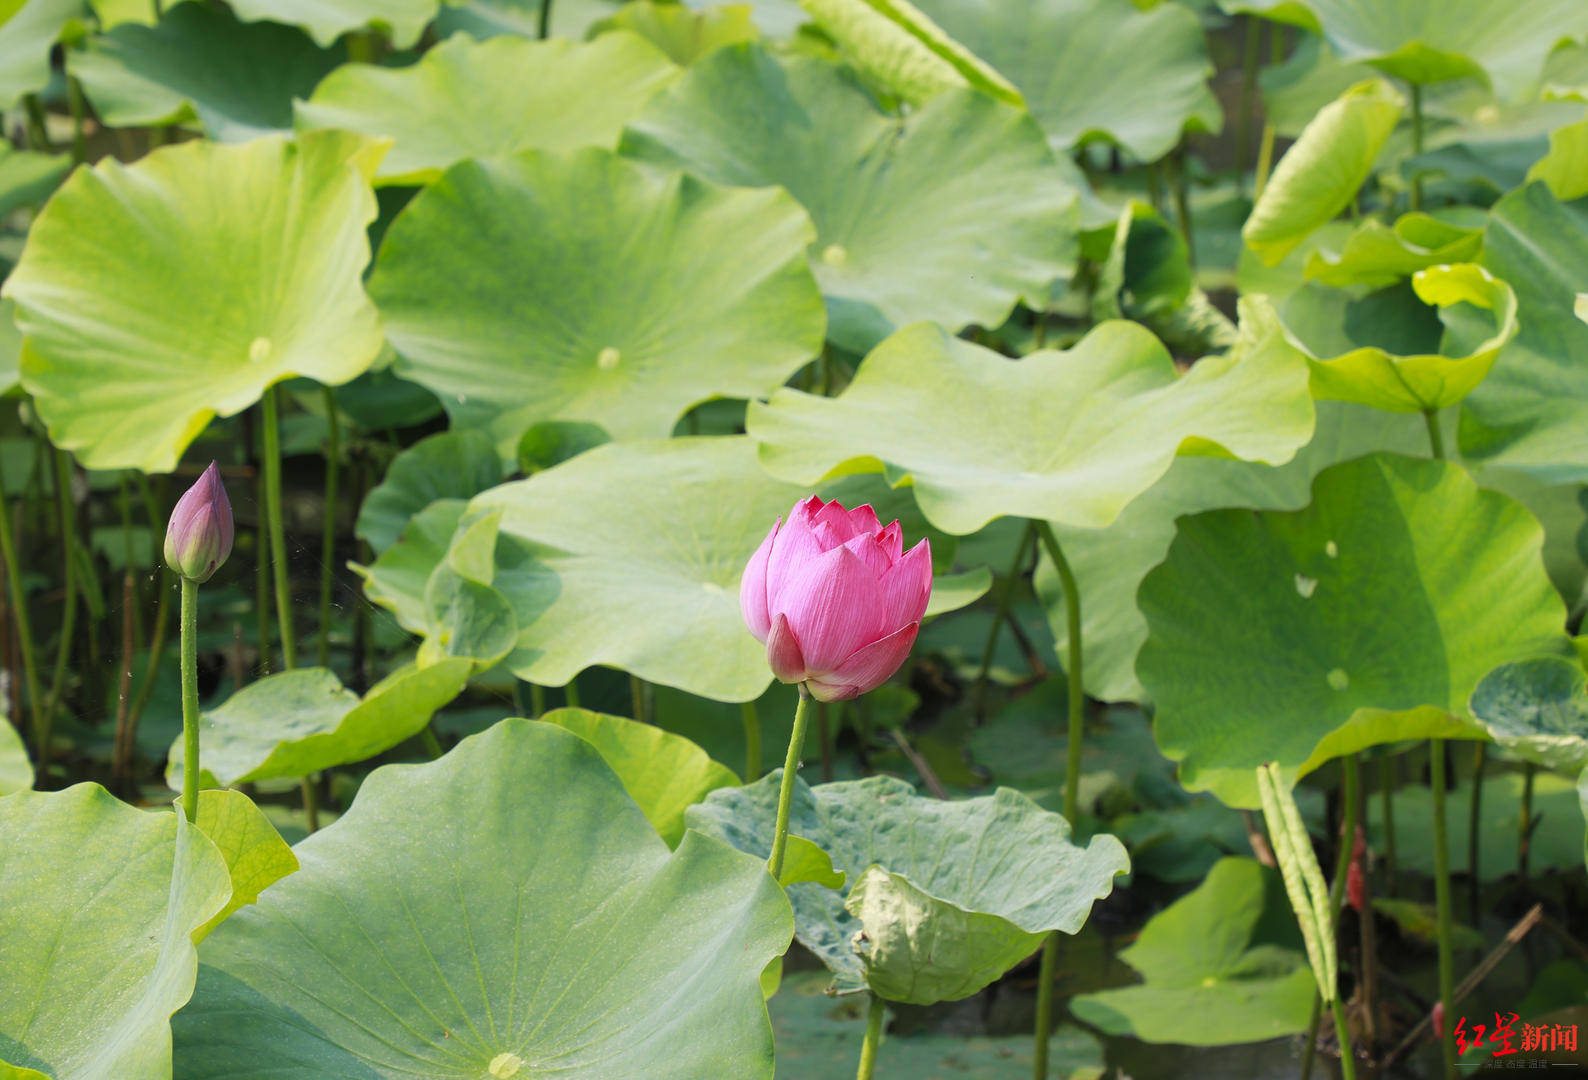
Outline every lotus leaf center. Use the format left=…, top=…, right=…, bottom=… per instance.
left=248, top=336, right=271, bottom=363
left=821, top=243, right=848, bottom=266
left=1326, top=668, right=1349, bottom=691
left=597, top=346, right=621, bottom=370
left=487, top=1052, right=525, bottom=1078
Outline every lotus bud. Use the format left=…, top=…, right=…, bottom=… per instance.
left=164, top=461, right=234, bottom=583
left=740, top=495, right=931, bottom=702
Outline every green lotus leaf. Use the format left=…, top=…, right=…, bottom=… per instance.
left=172, top=719, right=793, bottom=1079
left=1259, top=34, right=1378, bottom=139
left=748, top=298, right=1314, bottom=536
left=1071, top=857, right=1314, bottom=1044
left=355, top=499, right=467, bottom=634
left=517, top=419, right=611, bottom=475
left=1092, top=199, right=1236, bottom=356
left=1036, top=403, right=1429, bottom=702
left=687, top=0, right=804, bottom=35
left=0, top=785, right=231, bottom=1080
left=355, top=428, right=501, bottom=555
left=796, top=0, right=1023, bottom=108
left=296, top=33, right=679, bottom=185
left=1454, top=184, right=1588, bottom=478
left=622, top=45, right=1076, bottom=353
left=1526, top=113, right=1588, bottom=202
left=772, top=969, right=1106, bottom=1078
left=910, top=0, right=1220, bottom=160
left=590, top=0, right=757, bottom=64
left=1290, top=263, right=1518, bottom=412
left=539, top=706, right=739, bottom=845
left=370, top=147, right=824, bottom=452
left=166, top=661, right=471, bottom=788
left=1221, top=0, right=1588, bottom=101
left=1304, top=211, right=1484, bottom=288
left=71, top=3, right=340, bottom=142
left=687, top=772, right=1128, bottom=1002
left=1140, top=452, right=1568, bottom=808
left=2, top=131, right=386, bottom=472
left=1243, top=78, right=1403, bottom=266
left=779, top=835, right=846, bottom=889
left=0, top=720, right=29, bottom=795
left=190, top=789, right=298, bottom=942
left=0, top=142, right=68, bottom=220
left=1470, top=656, right=1588, bottom=775
left=228, top=0, right=438, bottom=47
left=0, top=0, right=80, bottom=109
left=1369, top=770, right=1585, bottom=880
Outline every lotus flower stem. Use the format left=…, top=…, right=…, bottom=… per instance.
left=564, top=677, right=580, bottom=708
left=1033, top=935, right=1059, bottom=1080
left=1422, top=408, right=1444, bottom=460
left=41, top=450, right=80, bottom=764
left=179, top=576, right=200, bottom=821
left=316, top=386, right=340, bottom=669
left=1379, top=750, right=1397, bottom=885
left=1236, top=16, right=1260, bottom=183
left=1466, top=742, right=1486, bottom=919
left=741, top=700, right=761, bottom=782
left=530, top=682, right=546, bottom=718
left=66, top=76, right=86, bottom=165
left=1171, top=145, right=1194, bottom=268
left=1303, top=753, right=1362, bottom=1080
left=1410, top=83, right=1425, bottom=211
left=1519, top=762, right=1536, bottom=875
left=630, top=674, right=647, bottom=724
left=972, top=522, right=1034, bottom=719
left=1430, top=739, right=1456, bottom=1077
left=855, top=992, right=884, bottom=1080
left=537, top=0, right=552, bottom=38
left=766, top=687, right=814, bottom=880
left=0, top=461, right=42, bottom=760
left=262, top=386, right=297, bottom=670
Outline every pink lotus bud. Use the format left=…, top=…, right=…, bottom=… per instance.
left=164, top=461, right=233, bottom=583
left=740, top=495, right=931, bottom=702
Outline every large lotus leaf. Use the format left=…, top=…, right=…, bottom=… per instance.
left=1368, top=770, right=1585, bottom=880
left=355, top=499, right=466, bottom=634
left=1221, top=0, right=1588, bottom=102
left=460, top=437, right=792, bottom=699
left=71, top=3, right=341, bottom=142
left=1470, top=656, right=1588, bottom=775
left=796, top=0, right=1023, bottom=108
left=355, top=428, right=501, bottom=554
left=540, top=707, right=739, bottom=845
left=1035, top=403, right=1429, bottom=703
left=0, top=721, right=29, bottom=795
left=687, top=772, right=1128, bottom=1002
left=1140, top=453, right=1568, bottom=809
left=1092, top=199, right=1235, bottom=357
left=748, top=298, right=1314, bottom=536
left=1, top=131, right=386, bottom=473
left=172, top=719, right=793, bottom=1079
left=166, top=661, right=471, bottom=788
left=0, top=0, right=80, bottom=109
left=0, top=785, right=231, bottom=1080
left=909, top=0, right=1219, bottom=161
left=1459, top=184, right=1588, bottom=481
left=1289, top=263, right=1518, bottom=412
left=1243, top=78, right=1403, bottom=266
left=296, top=33, right=679, bottom=185
left=772, top=970, right=1106, bottom=1079
left=190, top=789, right=297, bottom=942
left=1525, top=112, right=1588, bottom=202
left=589, top=1, right=758, bottom=65
left=621, top=45, right=1076, bottom=353
left=228, top=0, right=437, bottom=47
left=370, top=147, right=823, bottom=452
left=1071, top=857, right=1315, bottom=1045
left=1304, top=211, right=1483, bottom=288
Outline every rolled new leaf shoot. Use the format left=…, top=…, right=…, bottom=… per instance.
left=1256, top=761, right=1337, bottom=1002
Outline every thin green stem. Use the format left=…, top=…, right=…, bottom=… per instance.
left=0, top=464, right=41, bottom=753
left=301, top=775, right=319, bottom=833
left=1379, top=750, right=1397, bottom=886
left=855, top=992, right=884, bottom=1080
left=1254, top=121, right=1277, bottom=199
left=767, top=688, right=814, bottom=879
left=972, top=523, right=1034, bottom=719
left=42, top=451, right=79, bottom=764
left=1467, top=741, right=1486, bottom=921
left=124, top=569, right=172, bottom=754
left=1431, top=739, right=1456, bottom=1078
left=1030, top=521, right=1083, bottom=1079
left=316, top=386, right=340, bottom=669
left=1033, top=933, right=1059, bottom=1080
left=1305, top=754, right=1362, bottom=1080
left=1330, top=997, right=1358, bottom=1080
left=1172, top=146, right=1195, bottom=267
left=262, top=387, right=296, bottom=670
left=538, top=0, right=552, bottom=38
left=1423, top=409, right=1445, bottom=460
left=741, top=700, right=761, bottom=782
left=1236, top=16, right=1260, bottom=183
left=1520, top=762, right=1536, bottom=876
left=66, top=77, right=86, bottom=165
left=530, top=683, right=546, bottom=718
left=1409, top=83, right=1425, bottom=212
left=419, top=724, right=444, bottom=759
left=1031, top=521, right=1083, bottom=824
left=564, top=677, right=580, bottom=708
left=180, top=577, right=199, bottom=822
left=630, top=673, right=646, bottom=723
left=21, top=93, right=50, bottom=152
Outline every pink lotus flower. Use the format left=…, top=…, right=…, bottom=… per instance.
left=164, top=461, right=233, bottom=584
left=740, top=495, right=931, bottom=702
